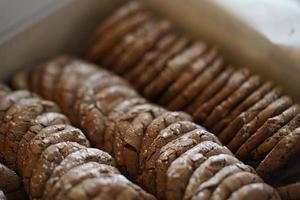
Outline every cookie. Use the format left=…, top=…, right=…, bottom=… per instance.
left=139, top=111, right=192, bottom=171
left=218, top=86, right=283, bottom=144
left=11, top=69, right=29, bottom=90
left=277, top=182, right=300, bottom=200
left=205, top=75, right=262, bottom=128
left=184, top=154, right=240, bottom=200
left=133, top=35, right=190, bottom=91
left=155, top=129, right=221, bottom=199
left=17, top=112, right=70, bottom=176
left=29, top=142, right=85, bottom=199
left=0, top=163, right=22, bottom=193
left=256, top=127, right=300, bottom=181
left=166, top=141, right=232, bottom=200
left=193, top=68, right=251, bottom=123
left=113, top=19, right=172, bottom=74
left=185, top=65, right=233, bottom=114
left=44, top=148, right=115, bottom=199
left=252, top=113, right=300, bottom=161
left=160, top=47, right=218, bottom=106
left=227, top=183, right=280, bottom=200
left=236, top=104, right=299, bottom=161
left=166, top=56, right=225, bottom=111
left=227, top=96, right=293, bottom=153
left=28, top=64, right=44, bottom=93
left=210, top=171, right=263, bottom=200
left=212, top=81, right=273, bottom=134
left=144, top=42, right=207, bottom=100
left=124, top=32, right=178, bottom=82
left=191, top=163, right=256, bottom=200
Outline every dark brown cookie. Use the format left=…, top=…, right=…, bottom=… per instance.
left=191, top=163, right=256, bottom=200
left=256, top=127, right=300, bottom=181
left=193, top=68, right=251, bottom=123
left=210, top=171, right=263, bottom=200
left=160, top=47, right=218, bottom=106
left=184, top=154, right=240, bottom=200
left=29, top=142, right=85, bottom=199
left=212, top=81, right=273, bottom=134
left=155, top=129, right=221, bottom=199
left=218, top=86, right=283, bottom=144
left=252, top=113, right=300, bottom=161
left=113, top=19, right=172, bottom=74
left=227, top=96, right=293, bottom=153
left=166, top=56, right=225, bottom=111
left=133, top=35, right=190, bottom=91
left=227, top=183, right=280, bottom=200
left=124, top=32, right=178, bottom=82
left=44, top=148, right=115, bottom=199
left=205, top=75, right=262, bottom=128
left=166, top=141, right=232, bottom=200
left=185, top=66, right=233, bottom=114
left=236, top=104, right=299, bottom=161
left=277, top=182, right=300, bottom=200
left=0, top=163, right=22, bottom=194
left=144, top=42, right=207, bottom=100
left=17, top=112, right=70, bottom=176
left=28, top=64, right=44, bottom=93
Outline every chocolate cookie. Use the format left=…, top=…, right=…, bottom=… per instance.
left=113, top=19, right=172, bottom=74
left=252, top=113, right=300, bottom=161
left=210, top=171, right=263, bottom=200
left=218, top=86, right=283, bottom=144
left=0, top=163, right=22, bottom=194
left=44, top=148, right=115, bottom=199
left=277, top=182, right=300, bottom=200
left=227, top=183, right=280, bottom=200
left=185, top=66, right=233, bottom=114
left=256, top=127, right=300, bottom=181
left=124, top=32, right=178, bottom=82
left=193, top=68, right=251, bottom=123
left=227, top=96, right=293, bottom=153
left=167, top=56, right=225, bottom=111
left=184, top=154, right=240, bottom=200
left=144, top=42, right=207, bottom=100
left=28, top=64, right=44, bottom=93
left=133, top=35, right=190, bottom=91
left=166, top=141, right=232, bottom=200
left=212, top=81, right=273, bottom=134
left=205, top=75, right=262, bottom=128
left=236, top=104, right=299, bottom=161
left=160, top=47, right=218, bottom=106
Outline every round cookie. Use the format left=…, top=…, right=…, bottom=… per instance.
left=29, top=142, right=86, bottom=199
left=166, top=56, right=225, bottom=111
left=160, top=47, right=218, bottom=106
left=205, top=75, right=262, bottom=128
left=133, top=35, right=190, bottom=91
left=124, top=32, right=178, bottom=82
left=185, top=66, right=233, bottom=114
left=144, top=42, right=207, bottom=100
left=210, top=171, right=263, bottom=200
left=184, top=154, right=240, bottom=200
left=218, top=86, right=283, bottom=144
left=256, top=127, right=300, bottom=181
left=236, top=104, right=299, bottom=161
left=277, top=182, right=300, bottom=200
left=227, top=95, right=293, bottom=153
left=252, top=113, right=300, bottom=161
left=28, top=64, right=44, bottom=93
left=212, top=81, right=273, bottom=134
left=193, top=68, right=251, bottom=123
left=0, top=163, right=22, bottom=194
left=113, top=19, right=172, bottom=74
left=166, top=141, right=232, bottom=200
left=227, top=183, right=280, bottom=200
left=44, top=147, right=115, bottom=199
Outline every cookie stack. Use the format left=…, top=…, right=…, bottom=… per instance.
left=0, top=83, right=155, bottom=200
left=0, top=162, right=26, bottom=200
left=85, top=0, right=300, bottom=188
left=12, top=56, right=280, bottom=200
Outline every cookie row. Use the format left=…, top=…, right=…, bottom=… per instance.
left=0, top=84, right=155, bottom=200
left=84, top=1, right=300, bottom=185
left=12, top=56, right=280, bottom=200
left=0, top=162, right=26, bottom=200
